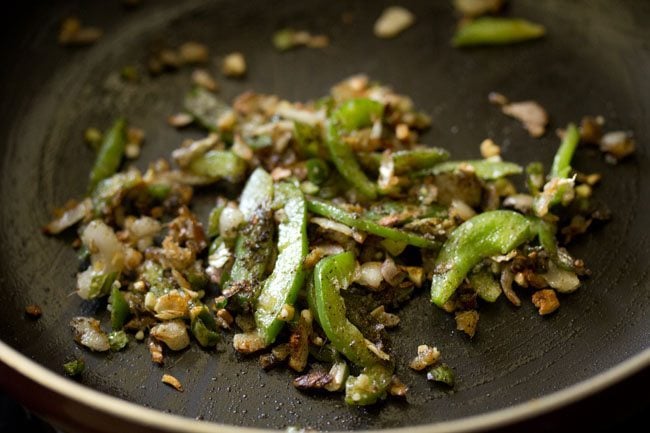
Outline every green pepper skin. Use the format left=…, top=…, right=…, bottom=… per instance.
left=88, top=118, right=127, bottom=193
left=551, top=124, right=580, bottom=178
left=306, top=158, right=331, bottom=185
left=110, top=285, right=130, bottom=330
left=108, top=330, right=128, bottom=351
left=188, top=150, right=247, bottom=183
left=468, top=271, right=501, bottom=303
left=326, top=98, right=383, bottom=199
left=87, top=271, right=117, bottom=300
left=307, top=198, right=438, bottom=249
left=225, top=168, right=275, bottom=310
left=238, top=167, right=274, bottom=220
left=313, top=252, right=392, bottom=405
left=453, top=17, right=546, bottom=47
left=191, top=306, right=220, bottom=347
left=254, top=183, right=308, bottom=345
left=333, top=98, right=384, bottom=131
left=359, top=147, right=450, bottom=173
left=421, top=160, right=523, bottom=180
left=532, top=123, right=580, bottom=215
left=63, top=359, right=85, bottom=377
left=430, top=210, right=535, bottom=307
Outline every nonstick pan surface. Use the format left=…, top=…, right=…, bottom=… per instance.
left=0, top=0, right=649, bottom=432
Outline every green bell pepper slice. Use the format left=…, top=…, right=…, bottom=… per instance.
left=419, top=159, right=523, bottom=180
left=326, top=98, right=384, bottom=199
left=225, top=168, right=275, bottom=310
left=453, top=17, right=546, bottom=47
left=254, top=182, right=308, bottom=345
left=430, top=210, right=535, bottom=307
left=313, top=251, right=393, bottom=405
left=307, top=198, right=439, bottom=249
left=88, top=118, right=127, bottom=193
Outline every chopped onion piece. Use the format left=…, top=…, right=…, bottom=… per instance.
left=219, top=207, right=244, bottom=239
left=355, top=261, right=384, bottom=290
left=150, top=320, right=190, bottom=351
left=542, top=261, right=580, bottom=293
left=71, top=317, right=110, bottom=352
left=43, top=198, right=91, bottom=234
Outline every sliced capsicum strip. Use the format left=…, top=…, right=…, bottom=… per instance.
left=358, top=147, right=450, bottom=173
left=453, top=17, right=546, bottom=47
left=307, top=198, right=439, bottom=249
left=187, top=150, right=247, bottom=183
left=313, top=251, right=393, bottom=405
left=326, top=98, right=383, bottom=199
left=430, top=210, right=535, bottom=307
left=418, top=159, right=523, bottom=180
left=254, top=182, right=308, bottom=345
left=224, top=168, right=275, bottom=310
left=88, top=118, right=127, bottom=193
left=532, top=123, right=580, bottom=215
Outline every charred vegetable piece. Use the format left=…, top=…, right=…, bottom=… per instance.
left=147, top=183, right=171, bottom=200
left=388, top=147, right=450, bottom=172
left=207, top=203, right=225, bottom=238
left=294, top=121, right=326, bottom=159
left=306, top=159, right=331, bottom=185
left=307, top=198, right=439, bottom=249
left=326, top=98, right=384, bottom=199
left=108, top=330, right=128, bottom=351
left=110, top=285, right=130, bottom=330
left=191, top=306, right=219, bottom=347
left=453, top=17, right=546, bottom=47
left=359, top=147, right=450, bottom=173
left=91, top=170, right=142, bottom=215
left=184, top=87, right=231, bottom=131
left=76, top=220, right=124, bottom=300
left=364, top=201, right=447, bottom=223
left=551, top=124, right=580, bottom=179
left=533, top=124, right=580, bottom=215
left=420, top=159, right=523, bottom=180
left=88, top=118, right=127, bottom=192
left=63, top=359, right=85, bottom=377
left=224, top=168, right=275, bottom=310
left=187, top=150, right=247, bottom=183
left=313, top=252, right=393, bottom=405
left=141, top=261, right=174, bottom=297
left=468, top=271, right=502, bottom=302
left=430, top=210, right=535, bottom=307
left=526, top=161, right=545, bottom=195
left=253, top=182, right=308, bottom=345
left=427, top=363, right=455, bottom=386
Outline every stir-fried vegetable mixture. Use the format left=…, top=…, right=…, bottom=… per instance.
left=45, top=74, right=631, bottom=406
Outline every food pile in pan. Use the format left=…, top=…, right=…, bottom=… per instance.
left=45, top=72, right=634, bottom=405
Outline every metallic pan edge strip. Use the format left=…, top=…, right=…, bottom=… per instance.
left=1, top=340, right=649, bottom=433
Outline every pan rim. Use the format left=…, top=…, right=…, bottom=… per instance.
left=1, top=340, right=648, bottom=432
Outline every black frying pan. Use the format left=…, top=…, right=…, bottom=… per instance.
left=1, top=0, right=649, bottom=432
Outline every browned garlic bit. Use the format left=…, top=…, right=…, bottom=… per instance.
left=25, top=304, right=43, bottom=318
left=532, top=289, right=560, bottom=315
left=409, top=345, right=440, bottom=371
left=455, top=310, right=479, bottom=338
left=161, top=373, right=184, bottom=392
